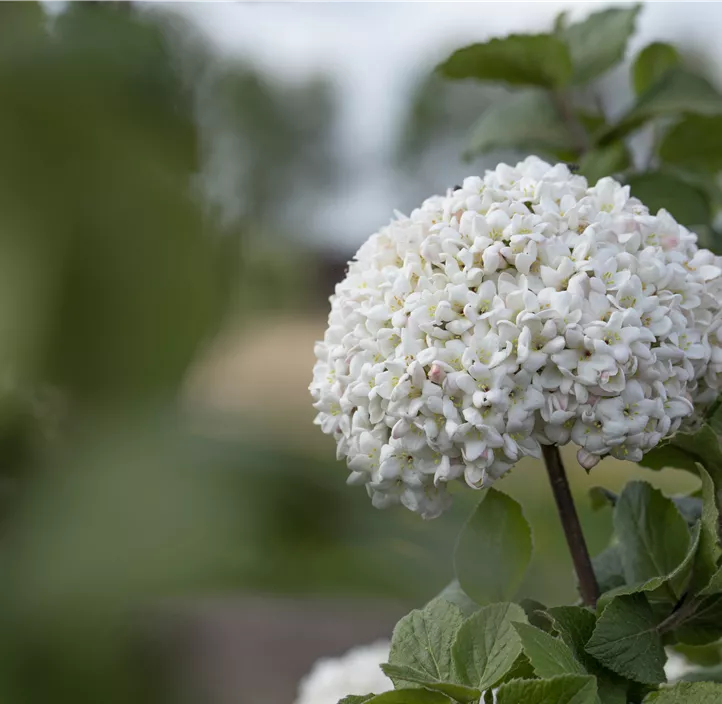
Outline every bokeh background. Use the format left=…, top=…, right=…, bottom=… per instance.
left=0, top=2, right=716, bottom=703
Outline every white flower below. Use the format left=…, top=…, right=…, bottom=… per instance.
left=310, top=156, right=722, bottom=518
left=294, top=640, right=392, bottom=704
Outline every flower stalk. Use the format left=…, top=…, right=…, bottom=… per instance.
left=541, top=444, right=600, bottom=608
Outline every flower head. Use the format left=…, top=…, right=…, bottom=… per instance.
left=294, top=641, right=391, bottom=704
left=310, top=157, right=722, bottom=518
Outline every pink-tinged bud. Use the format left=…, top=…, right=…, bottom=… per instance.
left=392, top=418, right=410, bottom=439
left=429, top=362, right=446, bottom=385
left=577, top=448, right=600, bottom=471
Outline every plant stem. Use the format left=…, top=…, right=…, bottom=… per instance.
left=541, top=444, right=600, bottom=608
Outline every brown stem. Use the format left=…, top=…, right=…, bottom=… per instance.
left=542, top=444, right=600, bottom=608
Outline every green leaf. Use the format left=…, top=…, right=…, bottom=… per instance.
left=454, top=488, right=532, bottom=605
left=626, top=171, right=711, bottom=227
left=659, top=115, right=722, bottom=173
left=365, top=690, right=450, bottom=703
left=563, top=5, right=641, bottom=85
left=700, top=566, right=722, bottom=596
left=514, top=622, right=587, bottom=677
left=642, top=682, right=722, bottom=702
left=437, top=34, right=572, bottom=88
left=673, top=594, right=722, bottom=645
left=520, top=598, right=553, bottom=632
left=466, top=90, right=579, bottom=160
left=496, top=674, right=598, bottom=704
left=579, top=142, right=631, bottom=185
left=614, top=482, right=691, bottom=601
left=638, top=425, right=722, bottom=520
left=601, top=68, right=722, bottom=143
left=693, top=465, right=722, bottom=593
left=670, top=496, right=703, bottom=527
left=597, top=523, right=700, bottom=610
left=585, top=593, right=667, bottom=684
left=548, top=607, right=629, bottom=704
left=339, top=696, right=375, bottom=704
left=379, top=664, right=480, bottom=704
left=592, top=545, right=626, bottom=595
left=495, top=653, right=536, bottom=685
left=452, top=602, right=528, bottom=691
left=388, top=597, right=464, bottom=687
left=548, top=607, right=598, bottom=663
left=632, top=42, right=681, bottom=96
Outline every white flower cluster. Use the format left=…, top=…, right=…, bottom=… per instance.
left=294, top=641, right=391, bottom=704
left=310, top=157, right=722, bottom=519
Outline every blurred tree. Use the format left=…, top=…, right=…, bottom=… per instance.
left=201, top=66, right=337, bottom=228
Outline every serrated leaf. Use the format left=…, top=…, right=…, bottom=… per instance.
left=592, top=545, right=626, bottom=595
left=548, top=607, right=628, bottom=704
left=659, top=114, right=722, bottom=173
left=586, top=593, right=666, bottom=684
left=514, top=622, right=587, bottom=678
left=496, top=674, right=598, bottom=704
left=626, top=171, right=711, bottom=227
left=451, top=602, right=528, bottom=691
left=642, top=682, right=722, bottom=702
left=339, top=696, right=375, bottom=704
left=366, top=690, right=450, bottom=703
left=632, top=42, right=681, bottom=96
left=563, top=5, right=641, bottom=85
left=454, top=488, right=532, bottom=605
left=579, top=142, right=631, bottom=185
left=388, top=597, right=464, bottom=687
left=614, top=482, right=691, bottom=601
left=437, top=34, right=572, bottom=88
left=548, top=607, right=598, bottom=663
left=602, top=68, right=722, bottom=143
left=379, top=664, right=480, bottom=703
left=466, top=90, right=578, bottom=160
left=495, top=652, right=536, bottom=685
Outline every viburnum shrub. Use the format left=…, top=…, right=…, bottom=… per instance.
left=310, top=160, right=722, bottom=703
left=309, top=6, right=722, bottom=702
